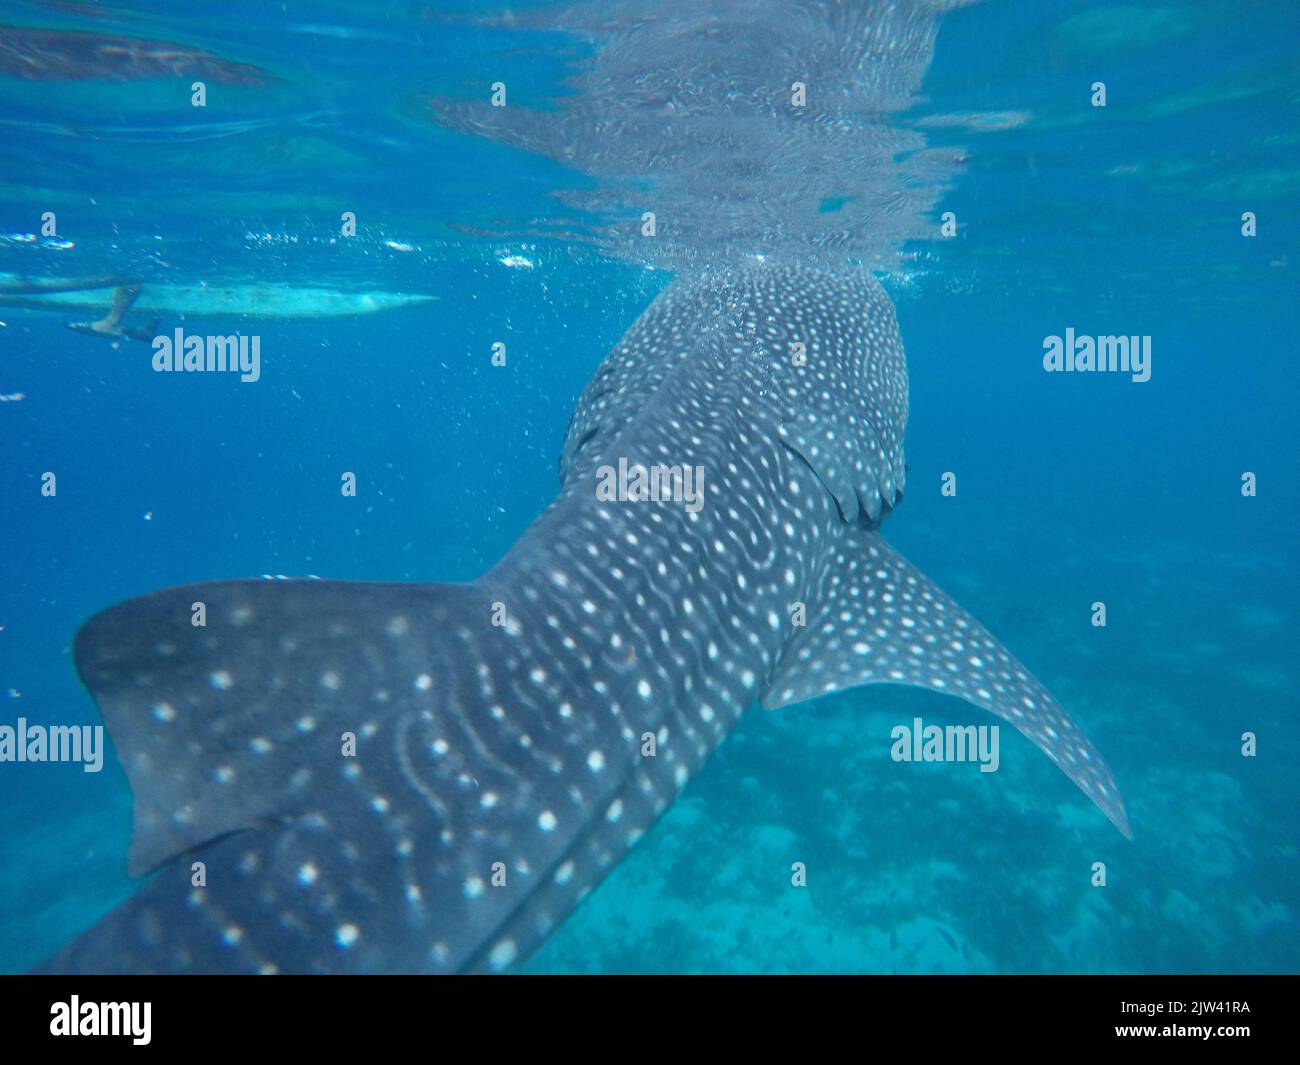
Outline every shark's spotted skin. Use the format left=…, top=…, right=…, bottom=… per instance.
left=765, top=532, right=1132, bottom=837
left=41, top=264, right=1129, bottom=974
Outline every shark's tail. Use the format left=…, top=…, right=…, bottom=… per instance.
left=41, top=575, right=628, bottom=974
left=70, top=578, right=476, bottom=879
left=39, top=578, right=494, bottom=973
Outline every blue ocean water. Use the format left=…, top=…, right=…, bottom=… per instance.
left=0, top=0, right=1296, bottom=974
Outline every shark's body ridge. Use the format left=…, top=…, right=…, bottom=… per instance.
left=42, top=263, right=1128, bottom=974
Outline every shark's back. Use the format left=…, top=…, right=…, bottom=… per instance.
left=561, top=263, right=909, bottom=525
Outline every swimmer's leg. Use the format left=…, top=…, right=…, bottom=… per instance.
left=66, top=284, right=148, bottom=339
left=100, top=283, right=142, bottom=332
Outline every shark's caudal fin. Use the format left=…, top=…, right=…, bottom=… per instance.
left=53, top=577, right=644, bottom=973
left=72, top=578, right=474, bottom=878
left=762, top=529, right=1132, bottom=839
left=51, top=577, right=536, bottom=973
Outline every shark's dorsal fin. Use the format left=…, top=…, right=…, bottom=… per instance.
left=762, top=530, right=1132, bottom=839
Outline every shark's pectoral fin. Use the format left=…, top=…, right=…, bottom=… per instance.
left=73, top=578, right=467, bottom=876
left=761, top=530, right=1132, bottom=839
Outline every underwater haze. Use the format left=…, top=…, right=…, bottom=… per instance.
left=0, top=0, right=1297, bottom=974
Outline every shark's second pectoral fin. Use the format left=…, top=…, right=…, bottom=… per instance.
left=761, top=530, right=1132, bottom=839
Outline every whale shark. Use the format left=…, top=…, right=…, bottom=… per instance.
left=40, top=262, right=1130, bottom=974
